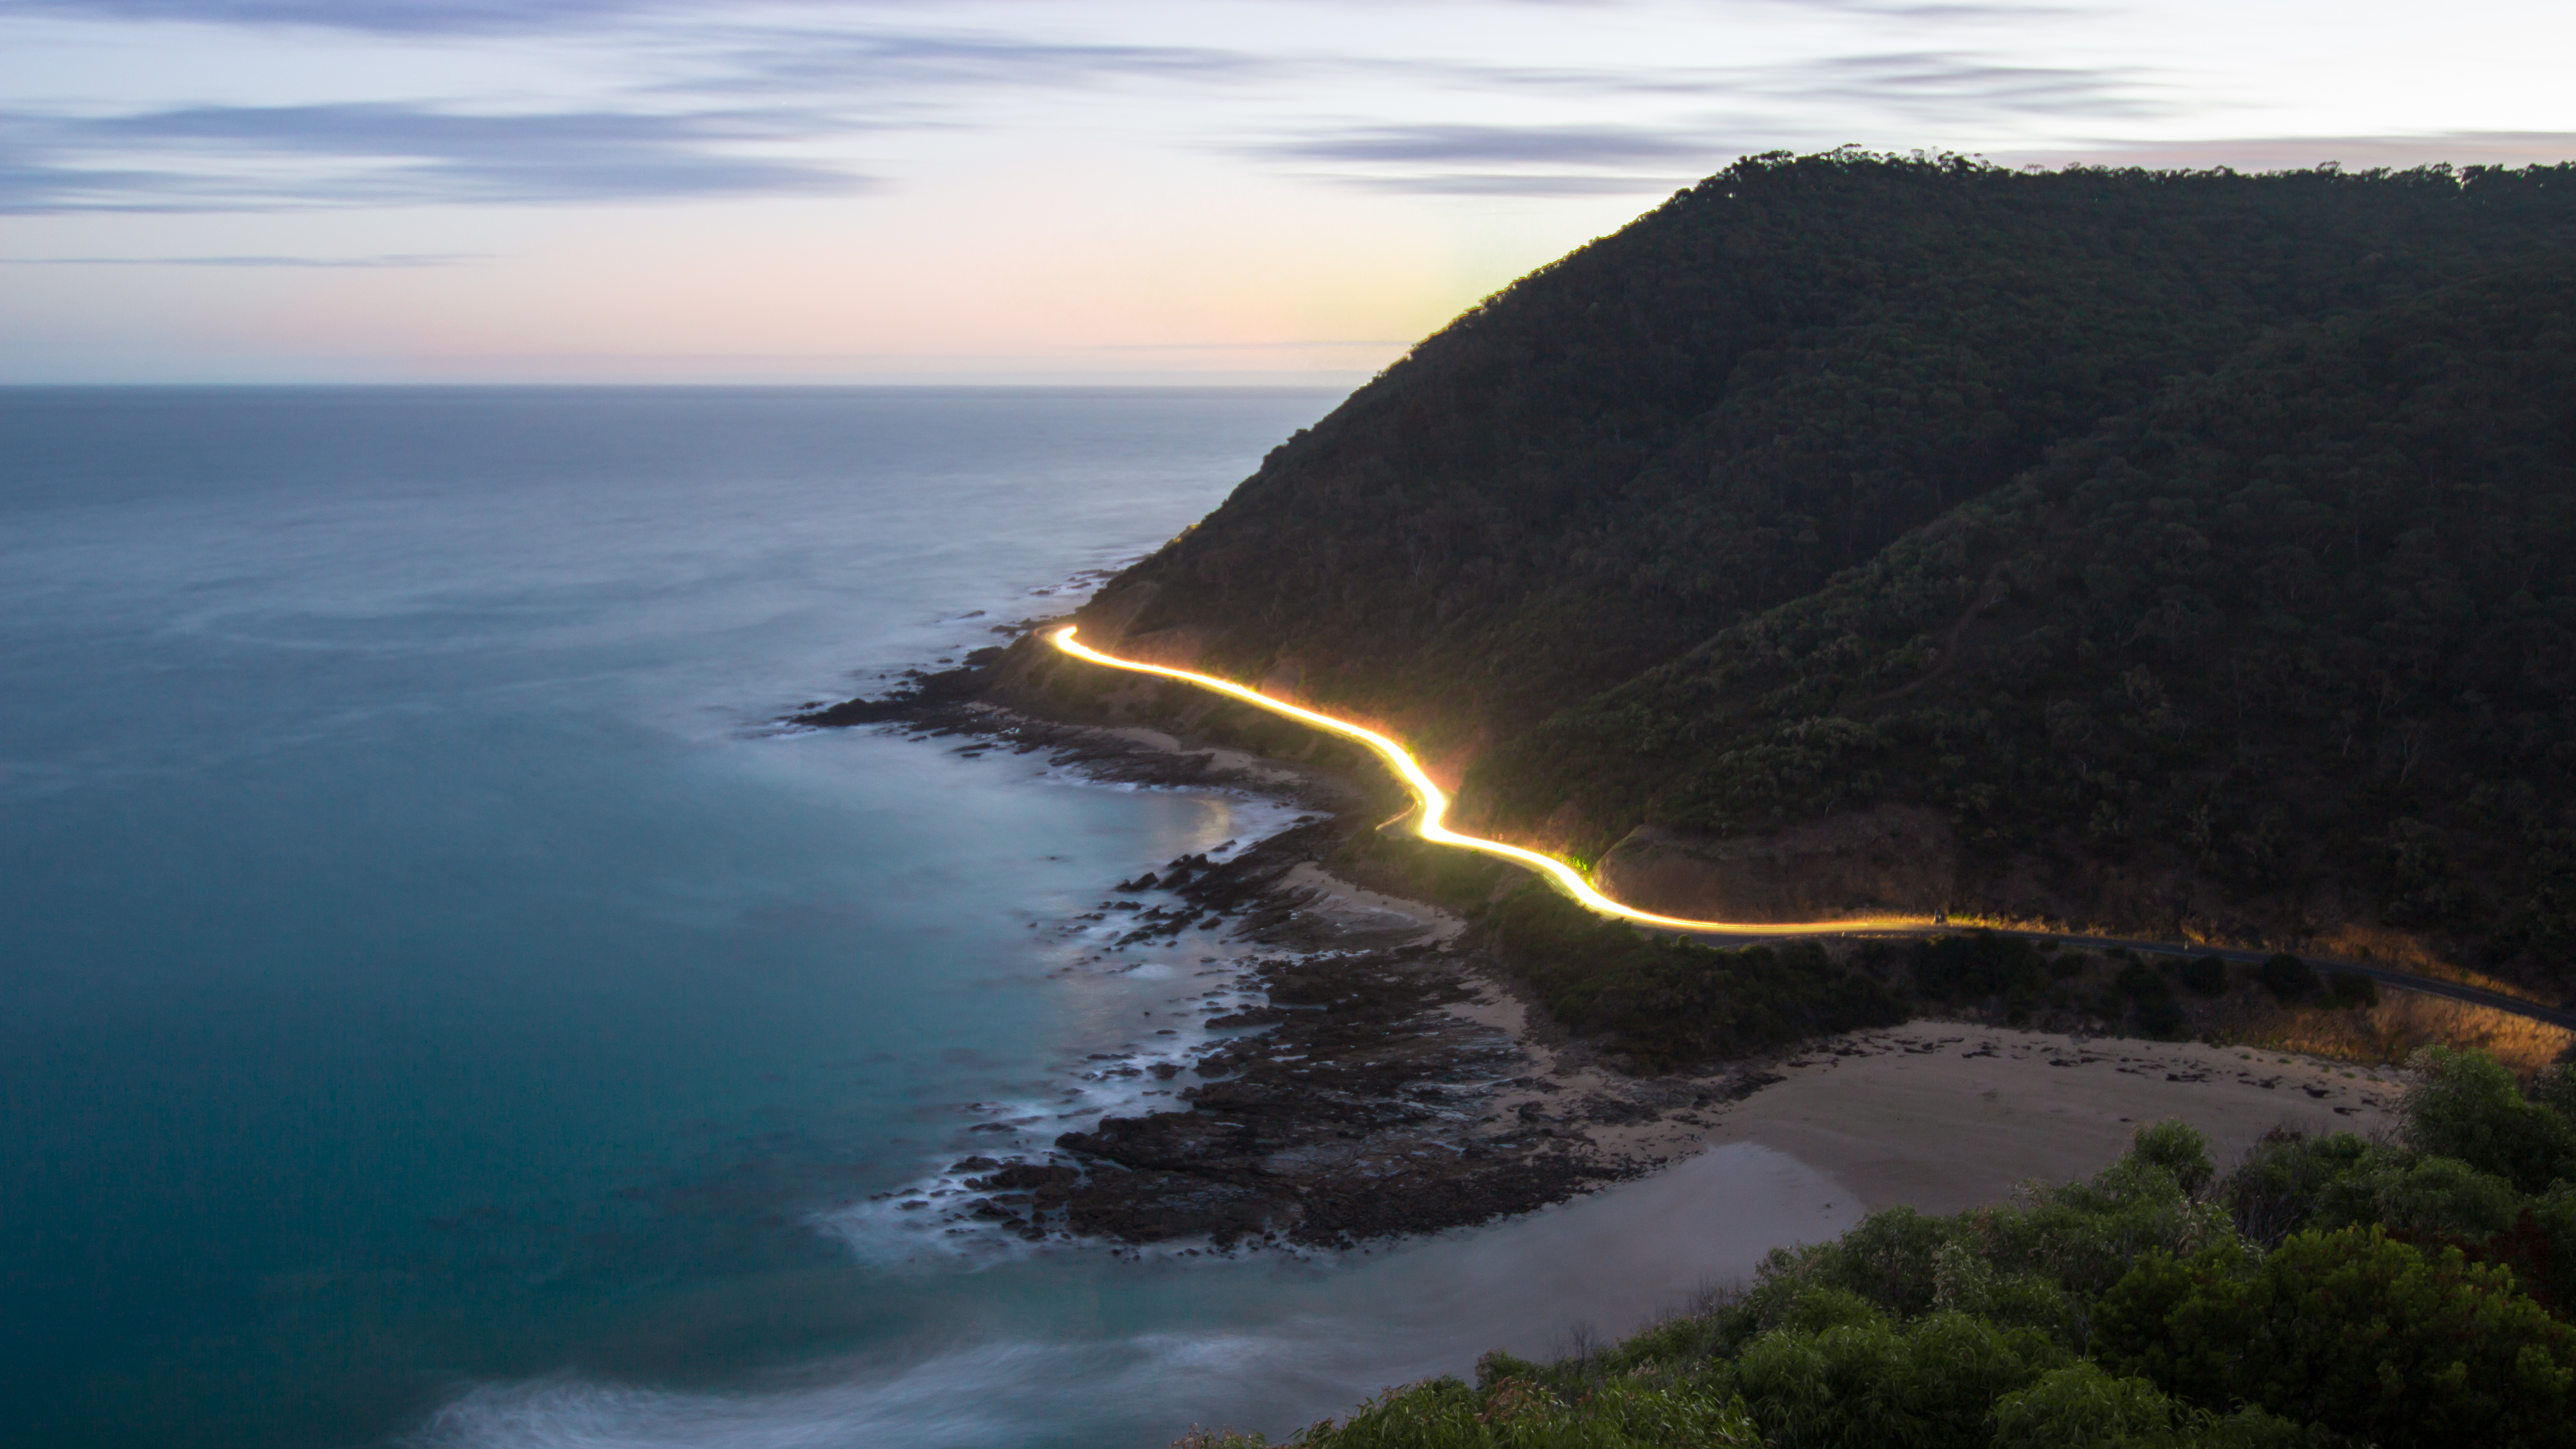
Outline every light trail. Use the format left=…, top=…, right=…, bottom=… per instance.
left=1052, top=626, right=1933, bottom=938
left=1043, top=626, right=2576, bottom=1029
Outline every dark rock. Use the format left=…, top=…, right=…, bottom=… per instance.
left=791, top=663, right=988, bottom=726
left=1033, top=945, right=1628, bottom=1248
left=1720, top=1071, right=1784, bottom=1101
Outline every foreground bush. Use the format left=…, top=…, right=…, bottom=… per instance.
left=1181, top=1048, right=2576, bottom=1449
left=2097, top=1228, right=2576, bottom=1448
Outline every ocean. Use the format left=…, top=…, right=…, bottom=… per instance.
left=0, top=387, right=1855, bottom=1449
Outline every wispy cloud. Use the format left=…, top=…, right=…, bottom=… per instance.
left=1, top=252, right=482, bottom=265
left=682, top=28, right=1278, bottom=94
left=1389, top=48, right=2157, bottom=115
left=1258, top=122, right=1721, bottom=167
left=3, top=0, right=2166, bottom=213
left=1249, top=121, right=1720, bottom=195
left=1241, top=44, right=2156, bottom=194
left=1796, top=51, right=2160, bottom=120
left=1334, top=171, right=1697, bottom=195
left=0, top=103, right=867, bottom=213
left=6, top=0, right=655, bottom=34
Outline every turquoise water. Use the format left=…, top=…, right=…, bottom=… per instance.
left=1, top=388, right=1856, bottom=1449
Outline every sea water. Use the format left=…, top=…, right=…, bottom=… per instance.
left=0, top=388, right=1859, bottom=1449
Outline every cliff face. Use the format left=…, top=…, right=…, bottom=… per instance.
left=1066, top=152, right=2576, bottom=990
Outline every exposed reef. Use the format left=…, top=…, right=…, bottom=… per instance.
left=786, top=674, right=1765, bottom=1247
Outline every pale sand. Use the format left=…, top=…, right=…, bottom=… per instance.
left=1437, top=970, right=2408, bottom=1217
left=1691, top=1026, right=2405, bottom=1215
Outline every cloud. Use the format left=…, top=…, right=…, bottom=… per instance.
left=1332, top=171, right=1697, bottom=195
left=685, top=29, right=1277, bottom=94
left=1238, top=42, right=2156, bottom=194
left=1794, top=50, right=2160, bottom=120
left=0, top=103, right=868, bottom=213
left=1242, top=119, right=1742, bottom=196
left=1404, top=48, right=2155, bottom=115
left=5, top=0, right=654, bottom=34
left=1258, top=122, right=1721, bottom=167
left=1, top=252, right=481, bottom=265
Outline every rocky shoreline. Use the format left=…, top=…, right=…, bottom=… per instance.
left=783, top=633, right=2529, bottom=1264
left=792, top=651, right=1342, bottom=802
left=786, top=672, right=1774, bottom=1250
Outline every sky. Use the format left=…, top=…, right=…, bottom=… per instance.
left=3, top=0, right=2570, bottom=384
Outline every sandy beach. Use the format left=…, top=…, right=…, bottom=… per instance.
left=1431, top=961, right=2404, bottom=1215
left=1689, top=1027, right=2401, bottom=1213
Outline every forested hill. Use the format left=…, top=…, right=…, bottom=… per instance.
left=1064, top=151, right=2576, bottom=985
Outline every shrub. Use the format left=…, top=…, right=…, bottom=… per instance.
left=2217, top=1129, right=2374, bottom=1247
left=2529, top=1183, right=2576, bottom=1311
left=1989, top=1362, right=2175, bottom=1448
left=2256, top=953, right=2318, bottom=1003
left=2536, top=1063, right=2576, bottom=1122
left=2324, top=971, right=2380, bottom=1008
left=2116, top=956, right=2174, bottom=1001
left=1735, top=1307, right=2065, bottom=1449
left=2174, top=955, right=2228, bottom=997
left=2403, top=1044, right=2576, bottom=1193
left=1480, top=887, right=1909, bottom=1070
left=2131, top=1119, right=2216, bottom=1199
left=2338, top=1154, right=2524, bottom=1241
left=1990, top=1366, right=2325, bottom=1448
left=1969, top=1136, right=2234, bottom=1303
left=1911, top=931, right=2051, bottom=1003
left=2095, top=1227, right=2576, bottom=1448
left=1269, top=1374, right=1766, bottom=1449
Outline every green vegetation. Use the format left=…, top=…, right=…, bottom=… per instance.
left=1481, top=248, right=2576, bottom=974
left=1474, top=889, right=2343, bottom=1063
left=1477, top=888, right=1907, bottom=1071
left=1085, top=151, right=2576, bottom=985
left=1185, top=1048, right=2576, bottom=1449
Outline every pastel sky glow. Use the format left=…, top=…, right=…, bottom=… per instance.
left=4, top=0, right=2570, bottom=383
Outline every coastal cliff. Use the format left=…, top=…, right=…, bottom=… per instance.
left=1039, top=151, right=2576, bottom=1000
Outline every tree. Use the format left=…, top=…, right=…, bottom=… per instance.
left=2096, top=1227, right=2576, bottom=1448
left=2403, top=1045, right=2576, bottom=1194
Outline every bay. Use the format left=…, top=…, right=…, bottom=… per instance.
left=0, top=387, right=1856, bottom=1449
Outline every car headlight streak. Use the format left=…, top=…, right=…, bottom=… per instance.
left=1053, top=626, right=1932, bottom=938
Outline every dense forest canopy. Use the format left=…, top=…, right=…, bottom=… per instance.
left=1081, top=151, right=2576, bottom=983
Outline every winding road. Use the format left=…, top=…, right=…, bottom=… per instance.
left=1051, top=627, right=2576, bottom=1033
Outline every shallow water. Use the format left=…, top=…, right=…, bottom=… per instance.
left=1, top=388, right=1857, bottom=1449
left=415, top=1144, right=1858, bottom=1449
